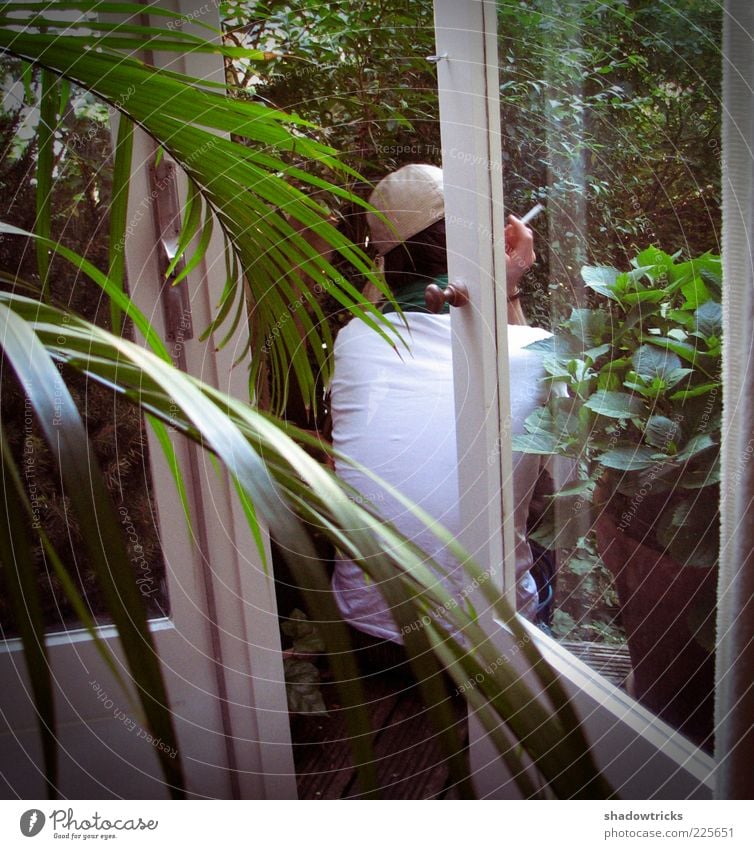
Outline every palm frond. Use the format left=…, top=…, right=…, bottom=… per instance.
left=1, top=287, right=614, bottom=798
left=0, top=1, right=400, bottom=412
left=0, top=431, right=56, bottom=797
left=107, top=115, right=134, bottom=334
left=0, top=299, right=185, bottom=797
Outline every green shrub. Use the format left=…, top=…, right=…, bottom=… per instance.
left=514, top=246, right=722, bottom=569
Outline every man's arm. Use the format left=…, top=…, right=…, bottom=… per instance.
left=507, top=291, right=528, bottom=326
left=504, top=214, right=536, bottom=325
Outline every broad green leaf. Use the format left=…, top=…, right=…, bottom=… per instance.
left=596, top=446, right=657, bottom=471
left=551, top=396, right=584, bottom=441
left=667, top=313, right=694, bottom=331
left=664, top=367, right=694, bottom=389
left=563, top=308, right=607, bottom=346
left=675, top=433, right=717, bottom=463
left=631, top=344, right=682, bottom=380
left=633, top=246, right=676, bottom=280
left=580, top=264, right=619, bottom=299
left=694, top=299, right=722, bottom=339
left=523, top=336, right=555, bottom=354
left=681, top=275, right=711, bottom=309
left=675, top=254, right=722, bottom=294
left=584, top=390, right=643, bottom=418
left=597, top=369, right=621, bottom=391
left=622, top=376, right=662, bottom=398
left=621, top=289, right=667, bottom=305
left=584, top=342, right=611, bottom=362
left=670, top=384, right=720, bottom=403
left=542, top=355, right=573, bottom=380
left=644, top=415, right=682, bottom=450
left=700, top=269, right=723, bottom=296
left=511, top=430, right=560, bottom=454
left=641, top=336, right=717, bottom=378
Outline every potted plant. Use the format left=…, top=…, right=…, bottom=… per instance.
left=513, top=246, right=721, bottom=747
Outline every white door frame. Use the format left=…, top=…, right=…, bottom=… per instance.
left=433, top=0, right=715, bottom=798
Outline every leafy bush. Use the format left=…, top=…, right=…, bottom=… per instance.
left=550, top=537, right=623, bottom=644
left=514, top=246, right=722, bottom=569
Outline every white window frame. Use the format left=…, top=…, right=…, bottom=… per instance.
left=434, top=0, right=721, bottom=798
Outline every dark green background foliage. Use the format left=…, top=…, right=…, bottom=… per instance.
left=514, top=246, right=722, bottom=568
left=0, top=59, right=167, bottom=634
left=222, top=0, right=442, bottom=374
left=223, top=0, right=721, bottom=328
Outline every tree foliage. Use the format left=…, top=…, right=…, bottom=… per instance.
left=0, top=57, right=168, bottom=633
left=225, top=0, right=721, bottom=327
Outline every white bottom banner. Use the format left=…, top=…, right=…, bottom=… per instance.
left=1, top=800, right=752, bottom=848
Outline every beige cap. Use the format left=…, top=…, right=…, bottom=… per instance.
left=366, top=164, right=444, bottom=257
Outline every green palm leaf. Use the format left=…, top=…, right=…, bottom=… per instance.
left=0, top=1, right=400, bottom=412
left=0, top=301, right=185, bottom=797
left=107, top=115, right=135, bottom=334
left=0, top=432, right=56, bottom=797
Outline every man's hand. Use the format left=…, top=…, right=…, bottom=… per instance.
left=504, top=214, right=536, bottom=293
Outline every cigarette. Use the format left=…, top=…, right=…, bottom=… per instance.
left=519, top=203, right=544, bottom=225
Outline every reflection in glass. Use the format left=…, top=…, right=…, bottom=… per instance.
left=0, top=63, right=169, bottom=634
left=498, top=0, right=722, bottom=749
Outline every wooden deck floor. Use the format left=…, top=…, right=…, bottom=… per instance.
left=290, top=672, right=468, bottom=799
left=290, top=640, right=631, bottom=799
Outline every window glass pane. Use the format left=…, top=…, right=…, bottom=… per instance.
left=0, top=61, right=169, bottom=634
left=498, top=0, right=722, bottom=749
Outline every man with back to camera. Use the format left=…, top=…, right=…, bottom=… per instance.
left=329, top=163, right=554, bottom=668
